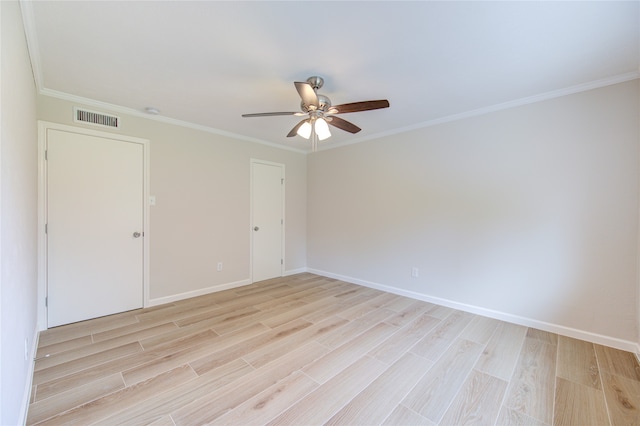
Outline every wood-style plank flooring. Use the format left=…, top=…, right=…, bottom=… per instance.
left=27, top=273, right=640, bottom=425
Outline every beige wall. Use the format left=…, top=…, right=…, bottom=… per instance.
left=37, top=96, right=307, bottom=301
left=308, top=80, right=640, bottom=348
left=1, top=1, right=39, bottom=424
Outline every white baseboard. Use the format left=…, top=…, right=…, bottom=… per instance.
left=147, top=278, right=251, bottom=307
left=284, top=267, right=308, bottom=276
left=145, top=269, right=311, bottom=308
left=19, top=326, right=40, bottom=426
left=307, top=268, right=639, bottom=354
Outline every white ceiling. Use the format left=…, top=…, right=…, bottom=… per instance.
left=22, top=1, right=640, bottom=152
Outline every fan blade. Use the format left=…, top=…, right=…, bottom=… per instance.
left=332, top=100, right=390, bottom=114
left=287, top=119, right=308, bottom=137
left=294, top=81, right=319, bottom=109
left=327, top=116, right=361, bottom=134
left=242, top=112, right=299, bottom=117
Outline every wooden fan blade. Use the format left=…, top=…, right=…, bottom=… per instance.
left=294, top=81, right=319, bottom=108
left=332, top=100, right=390, bottom=114
left=328, top=116, right=361, bottom=134
left=242, top=112, right=298, bottom=117
left=287, top=119, right=308, bottom=137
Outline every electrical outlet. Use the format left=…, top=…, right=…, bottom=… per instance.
left=217, top=262, right=223, bottom=272
left=24, top=338, right=29, bottom=361
left=411, top=267, right=419, bottom=278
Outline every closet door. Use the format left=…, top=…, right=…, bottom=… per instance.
left=47, top=129, right=144, bottom=327
left=251, top=160, right=284, bottom=282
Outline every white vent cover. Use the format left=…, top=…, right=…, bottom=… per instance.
left=73, top=107, right=120, bottom=129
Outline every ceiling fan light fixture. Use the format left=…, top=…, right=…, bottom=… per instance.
left=315, top=117, right=331, bottom=141
left=297, top=120, right=312, bottom=139
left=242, top=76, right=389, bottom=149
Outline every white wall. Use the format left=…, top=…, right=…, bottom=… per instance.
left=0, top=1, right=39, bottom=424
left=308, top=80, right=640, bottom=349
left=37, top=96, right=307, bottom=303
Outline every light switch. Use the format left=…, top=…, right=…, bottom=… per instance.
left=149, top=196, right=156, bottom=206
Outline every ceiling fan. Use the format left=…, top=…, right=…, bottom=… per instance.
left=242, top=76, right=389, bottom=151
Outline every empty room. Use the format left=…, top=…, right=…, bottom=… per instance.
left=2, top=1, right=640, bottom=425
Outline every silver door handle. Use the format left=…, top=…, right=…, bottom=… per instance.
left=133, top=232, right=141, bottom=238
left=253, top=226, right=259, bottom=231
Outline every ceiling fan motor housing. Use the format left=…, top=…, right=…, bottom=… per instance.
left=301, top=94, right=331, bottom=113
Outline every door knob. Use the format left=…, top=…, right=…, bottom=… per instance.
left=133, top=232, right=141, bottom=238
left=253, top=226, right=259, bottom=231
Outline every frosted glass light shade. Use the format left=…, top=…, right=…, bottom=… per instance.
left=315, top=118, right=331, bottom=140
left=297, top=121, right=312, bottom=139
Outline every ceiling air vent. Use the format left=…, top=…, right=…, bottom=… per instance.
left=73, top=107, right=120, bottom=129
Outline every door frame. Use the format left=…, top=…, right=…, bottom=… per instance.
left=249, top=158, right=285, bottom=283
left=37, top=121, right=150, bottom=330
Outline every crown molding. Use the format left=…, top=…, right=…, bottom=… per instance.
left=20, top=0, right=43, bottom=92
left=38, top=89, right=307, bottom=154
left=321, top=71, right=640, bottom=152
left=39, top=68, right=639, bottom=156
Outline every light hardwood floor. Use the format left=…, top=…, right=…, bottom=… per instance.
left=27, top=273, right=640, bottom=425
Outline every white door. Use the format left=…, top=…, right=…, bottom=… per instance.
left=47, top=129, right=144, bottom=327
left=251, top=160, right=284, bottom=282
